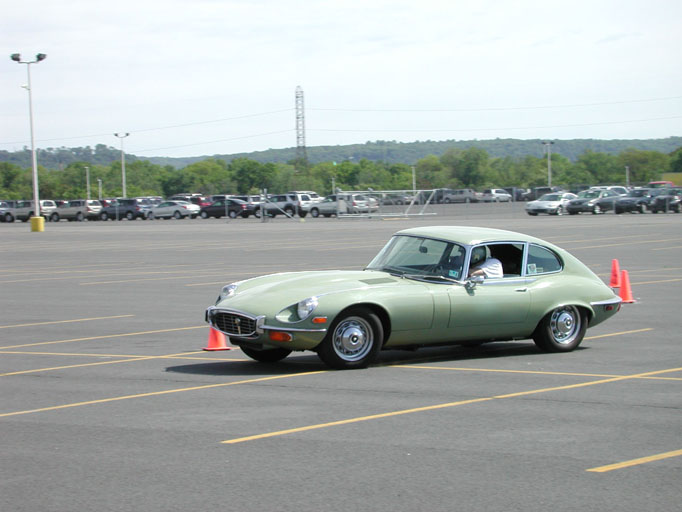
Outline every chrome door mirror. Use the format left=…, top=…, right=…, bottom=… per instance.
left=465, top=275, right=485, bottom=290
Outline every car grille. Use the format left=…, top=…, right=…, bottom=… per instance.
left=212, top=311, right=257, bottom=337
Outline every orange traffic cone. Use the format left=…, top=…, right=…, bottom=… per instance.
left=609, top=259, right=621, bottom=288
left=203, top=327, right=231, bottom=351
left=619, top=270, right=635, bottom=303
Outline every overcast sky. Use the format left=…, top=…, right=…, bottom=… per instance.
left=2, top=0, right=681, bottom=159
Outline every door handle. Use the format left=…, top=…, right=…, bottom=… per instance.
left=515, top=288, right=528, bottom=292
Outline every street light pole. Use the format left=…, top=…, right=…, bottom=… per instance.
left=11, top=52, right=47, bottom=229
left=114, top=132, right=129, bottom=197
left=97, top=178, right=102, bottom=200
left=542, top=141, right=554, bottom=187
left=85, top=166, right=90, bottom=200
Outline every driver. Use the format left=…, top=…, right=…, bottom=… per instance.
left=468, top=246, right=503, bottom=278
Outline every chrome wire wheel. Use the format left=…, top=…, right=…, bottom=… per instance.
left=549, top=306, right=581, bottom=345
left=332, top=316, right=374, bottom=362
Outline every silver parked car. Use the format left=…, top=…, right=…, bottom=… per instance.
left=525, top=192, right=577, bottom=216
left=149, top=200, right=200, bottom=219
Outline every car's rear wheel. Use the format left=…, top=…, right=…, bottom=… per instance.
left=100, top=212, right=108, bottom=221
left=173, top=211, right=182, bottom=219
left=228, top=210, right=237, bottom=219
left=310, top=208, right=320, bottom=218
left=126, top=211, right=135, bottom=221
left=75, top=212, right=84, bottom=222
left=532, top=305, right=587, bottom=352
left=240, top=345, right=292, bottom=363
left=50, top=212, right=60, bottom=222
left=317, top=307, right=383, bottom=369
left=592, top=205, right=601, bottom=214
left=284, top=206, right=295, bottom=217
left=200, top=211, right=209, bottom=219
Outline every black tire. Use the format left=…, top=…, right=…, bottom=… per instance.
left=284, top=206, right=295, bottom=217
left=592, top=205, right=601, bottom=214
left=4, top=213, right=14, bottom=222
left=75, top=212, right=84, bottom=222
left=298, top=210, right=308, bottom=218
left=228, top=210, right=238, bottom=219
left=532, top=305, right=587, bottom=352
left=200, top=211, right=209, bottom=219
left=173, top=210, right=182, bottom=219
left=126, top=211, right=135, bottom=221
left=527, top=212, right=538, bottom=216
left=147, top=211, right=155, bottom=220
left=240, top=345, right=292, bottom=363
left=317, top=307, right=383, bottom=369
left=50, top=212, right=60, bottom=222
left=100, top=212, right=108, bottom=221
left=310, top=208, right=320, bottom=218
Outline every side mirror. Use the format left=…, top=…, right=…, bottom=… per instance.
left=465, top=275, right=485, bottom=290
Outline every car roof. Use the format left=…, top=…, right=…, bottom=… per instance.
left=396, top=226, right=550, bottom=247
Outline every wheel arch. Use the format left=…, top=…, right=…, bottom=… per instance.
left=331, top=302, right=392, bottom=347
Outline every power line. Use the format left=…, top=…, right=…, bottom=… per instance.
left=308, top=96, right=682, bottom=113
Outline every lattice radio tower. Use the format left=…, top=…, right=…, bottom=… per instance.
left=295, top=86, right=308, bottom=167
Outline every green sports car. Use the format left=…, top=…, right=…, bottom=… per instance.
left=206, top=226, right=622, bottom=369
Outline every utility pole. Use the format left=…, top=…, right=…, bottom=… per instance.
left=295, top=86, right=308, bottom=169
left=542, top=141, right=554, bottom=187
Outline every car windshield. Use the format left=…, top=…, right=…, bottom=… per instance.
left=539, top=194, right=561, bottom=201
left=578, top=190, right=600, bottom=199
left=366, top=235, right=466, bottom=281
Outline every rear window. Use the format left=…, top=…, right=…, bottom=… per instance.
left=526, top=245, right=562, bottom=275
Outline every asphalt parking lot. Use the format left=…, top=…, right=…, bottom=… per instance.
left=1, top=202, right=681, bottom=512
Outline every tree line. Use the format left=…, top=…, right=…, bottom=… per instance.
left=1, top=146, right=680, bottom=200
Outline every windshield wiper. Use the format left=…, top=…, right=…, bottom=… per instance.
left=402, top=273, right=459, bottom=283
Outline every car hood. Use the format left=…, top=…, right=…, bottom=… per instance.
left=218, top=270, right=410, bottom=309
left=527, top=200, right=561, bottom=207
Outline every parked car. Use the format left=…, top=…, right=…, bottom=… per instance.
left=647, top=181, right=674, bottom=188
left=100, top=198, right=152, bottom=220
left=308, top=193, right=375, bottom=217
left=525, top=192, right=577, bottom=216
left=53, top=199, right=102, bottom=222
left=262, top=193, right=307, bottom=217
left=566, top=189, right=620, bottom=214
left=13, top=200, right=58, bottom=222
left=199, top=198, right=259, bottom=219
left=613, top=188, right=654, bottom=214
left=149, top=200, right=200, bottom=219
left=289, top=190, right=322, bottom=203
left=206, top=226, right=622, bottom=369
left=481, top=189, right=512, bottom=202
left=0, top=200, right=19, bottom=222
left=443, top=189, right=479, bottom=203
left=649, top=188, right=682, bottom=213
left=380, top=193, right=414, bottom=205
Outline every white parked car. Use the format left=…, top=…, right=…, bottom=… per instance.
left=149, top=200, right=200, bottom=219
left=525, top=192, right=577, bottom=216
left=481, top=189, right=512, bottom=202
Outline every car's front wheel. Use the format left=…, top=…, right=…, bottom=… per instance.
left=317, top=307, right=383, bottom=369
left=532, top=305, right=587, bottom=352
left=240, top=345, right=292, bottom=363
left=228, top=210, right=238, bottom=219
left=173, top=211, right=183, bottom=219
left=310, top=208, right=320, bottom=218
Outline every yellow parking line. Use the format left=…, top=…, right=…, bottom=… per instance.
left=0, top=371, right=327, bottom=418
left=0, top=325, right=206, bottom=350
left=587, top=449, right=682, bottom=473
left=0, top=315, right=134, bottom=329
left=221, top=366, right=682, bottom=444
left=0, top=351, right=245, bottom=376
left=630, top=277, right=682, bottom=285
left=584, top=328, right=653, bottom=340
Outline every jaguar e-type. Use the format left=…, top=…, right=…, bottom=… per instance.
left=205, top=226, right=621, bottom=369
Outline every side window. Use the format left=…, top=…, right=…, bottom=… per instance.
left=526, top=245, right=562, bottom=275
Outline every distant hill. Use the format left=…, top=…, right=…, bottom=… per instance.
left=2, top=137, right=681, bottom=170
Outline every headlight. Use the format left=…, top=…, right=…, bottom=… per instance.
left=217, top=283, right=238, bottom=303
left=297, top=296, right=318, bottom=320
